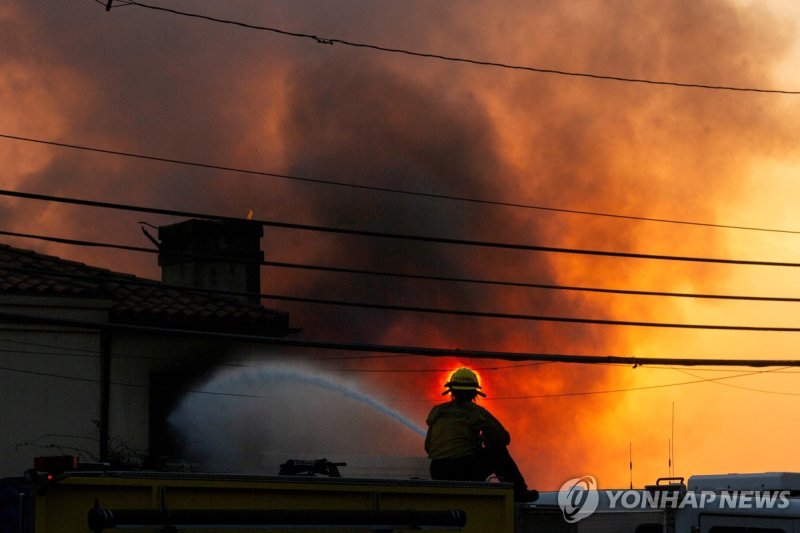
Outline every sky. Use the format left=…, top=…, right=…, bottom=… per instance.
left=2, top=0, right=800, bottom=490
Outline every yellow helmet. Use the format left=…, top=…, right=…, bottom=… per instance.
left=443, top=367, right=486, bottom=397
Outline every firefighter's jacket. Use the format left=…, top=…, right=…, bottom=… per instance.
left=425, top=400, right=511, bottom=460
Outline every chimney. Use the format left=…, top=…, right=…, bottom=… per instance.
left=158, top=219, right=264, bottom=305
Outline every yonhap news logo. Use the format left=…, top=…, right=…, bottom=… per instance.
left=557, top=476, right=600, bottom=523
left=557, top=475, right=791, bottom=523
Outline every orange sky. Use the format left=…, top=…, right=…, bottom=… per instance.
left=2, top=0, right=800, bottom=490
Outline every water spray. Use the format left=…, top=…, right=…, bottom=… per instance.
left=206, top=363, right=426, bottom=437
left=168, top=361, right=428, bottom=472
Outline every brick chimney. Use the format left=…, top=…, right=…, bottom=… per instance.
left=158, top=219, right=264, bottom=305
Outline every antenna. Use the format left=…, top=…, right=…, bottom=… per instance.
left=629, top=442, right=633, bottom=489
left=671, top=402, right=676, bottom=477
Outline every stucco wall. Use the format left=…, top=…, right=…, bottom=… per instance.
left=0, top=294, right=280, bottom=477
left=0, top=296, right=109, bottom=477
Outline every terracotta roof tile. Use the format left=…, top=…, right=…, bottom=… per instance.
left=0, top=244, right=291, bottom=335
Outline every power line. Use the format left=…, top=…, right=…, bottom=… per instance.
left=673, top=368, right=800, bottom=396
left=0, top=341, right=246, bottom=367
left=0, top=337, right=545, bottom=373
left=1, top=309, right=800, bottom=366
left=4, top=132, right=796, bottom=235
left=4, top=313, right=799, bottom=397
left=333, top=362, right=551, bottom=373
left=6, top=229, right=800, bottom=330
left=491, top=367, right=792, bottom=399
left=399, top=367, right=800, bottom=400
left=0, top=228, right=155, bottom=254
left=168, top=367, right=800, bottom=401
left=0, top=362, right=762, bottom=402
left=105, top=0, right=800, bottom=95
left=0, top=364, right=99, bottom=384
left=258, top=261, right=800, bottom=303
left=259, top=292, right=800, bottom=332
left=4, top=190, right=800, bottom=267
left=492, top=368, right=800, bottom=400
left=5, top=247, right=800, bottom=305
left=2, top=352, right=794, bottom=400
left=5, top=329, right=800, bottom=376
left=0, top=363, right=273, bottom=399
left=661, top=365, right=800, bottom=375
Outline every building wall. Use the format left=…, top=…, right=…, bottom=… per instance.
left=0, top=296, right=109, bottom=477
left=108, top=334, right=246, bottom=466
left=0, top=295, right=268, bottom=477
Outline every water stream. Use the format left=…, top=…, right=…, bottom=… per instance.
left=168, top=361, right=427, bottom=472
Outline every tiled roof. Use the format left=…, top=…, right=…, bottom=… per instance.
left=0, top=244, right=291, bottom=335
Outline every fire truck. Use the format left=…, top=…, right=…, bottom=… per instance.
left=3, top=456, right=800, bottom=532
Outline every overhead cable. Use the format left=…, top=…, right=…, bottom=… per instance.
left=1, top=309, right=800, bottom=366
left=0, top=364, right=272, bottom=399
left=2, top=191, right=800, bottom=267
left=259, top=292, right=800, bottom=332
left=0, top=228, right=154, bottom=254
left=492, top=368, right=793, bottom=399
left=4, top=132, right=796, bottom=234
left=5, top=258, right=800, bottom=304
left=1, top=344, right=794, bottom=398
left=104, top=0, right=800, bottom=95
left=672, top=367, right=800, bottom=397
left=3, top=362, right=788, bottom=400
left=3, top=256, right=800, bottom=331
left=8, top=241, right=798, bottom=330
left=3, top=334, right=797, bottom=379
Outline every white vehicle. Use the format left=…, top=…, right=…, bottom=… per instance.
left=520, top=473, right=800, bottom=533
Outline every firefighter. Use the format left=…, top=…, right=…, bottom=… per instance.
left=424, top=367, right=537, bottom=502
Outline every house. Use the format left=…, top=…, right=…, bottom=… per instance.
left=0, top=219, right=293, bottom=476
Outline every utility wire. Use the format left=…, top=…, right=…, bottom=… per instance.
left=338, top=367, right=800, bottom=400
left=5, top=230, right=800, bottom=330
left=673, top=367, right=800, bottom=396
left=2, top=314, right=797, bottom=396
left=0, top=228, right=154, bottom=254
left=3, top=190, right=800, bottom=267
left=6, top=333, right=800, bottom=375
left=5, top=249, right=800, bottom=305
left=0, top=362, right=775, bottom=401
left=262, top=264, right=800, bottom=302
left=334, top=362, right=550, bottom=373
left=492, top=367, right=791, bottom=399
left=105, top=0, right=800, bottom=95
left=1, top=309, right=800, bottom=366
left=6, top=318, right=800, bottom=392
left=0, top=365, right=99, bottom=384
left=0, top=364, right=272, bottom=399
left=0, top=342, right=543, bottom=373
left=1, top=351, right=795, bottom=399
left=5, top=132, right=797, bottom=235
left=260, top=292, right=800, bottom=332
left=0, top=342, right=247, bottom=367
left=1, top=338, right=795, bottom=379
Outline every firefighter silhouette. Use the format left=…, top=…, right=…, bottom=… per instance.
left=425, top=367, right=537, bottom=502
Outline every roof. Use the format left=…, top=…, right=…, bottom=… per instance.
left=0, top=243, right=291, bottom=335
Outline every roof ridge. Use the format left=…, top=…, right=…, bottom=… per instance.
left=0, top=242, right=138, bottom=279
left=0, top=242, right=290, bottom=334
